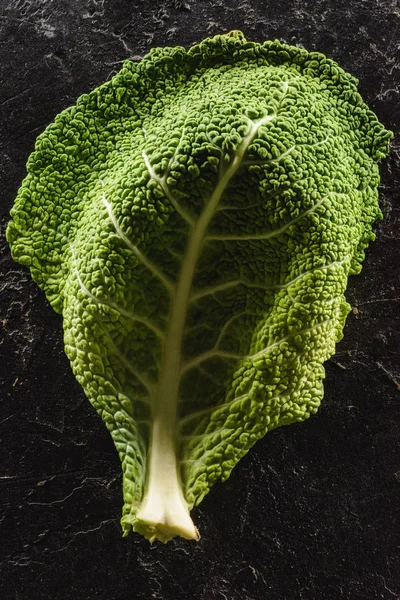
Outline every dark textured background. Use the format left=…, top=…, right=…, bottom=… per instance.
left=0, top=1, right=399, bottom=599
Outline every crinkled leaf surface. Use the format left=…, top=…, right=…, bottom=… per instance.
left=7, top=32, right=392, bottom=542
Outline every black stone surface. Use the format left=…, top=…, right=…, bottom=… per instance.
left=0, top=1, right=399, bottom=599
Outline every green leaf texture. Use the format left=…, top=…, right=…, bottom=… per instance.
left=7, top=32, right=392, bottom=542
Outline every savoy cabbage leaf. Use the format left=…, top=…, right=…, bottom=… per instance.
left=7, top=31, right=392, bottom=542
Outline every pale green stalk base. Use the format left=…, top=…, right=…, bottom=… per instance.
left=133, top=419, right=199, bottom=543
left=123, top=417, right=199, bottom=543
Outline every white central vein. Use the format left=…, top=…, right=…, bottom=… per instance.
left=155, top=114, right=275, bottom=423
left=132, top=115, right=275, bottom=535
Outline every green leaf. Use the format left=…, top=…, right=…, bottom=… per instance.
left=7, top=32, right=392, bottom=542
